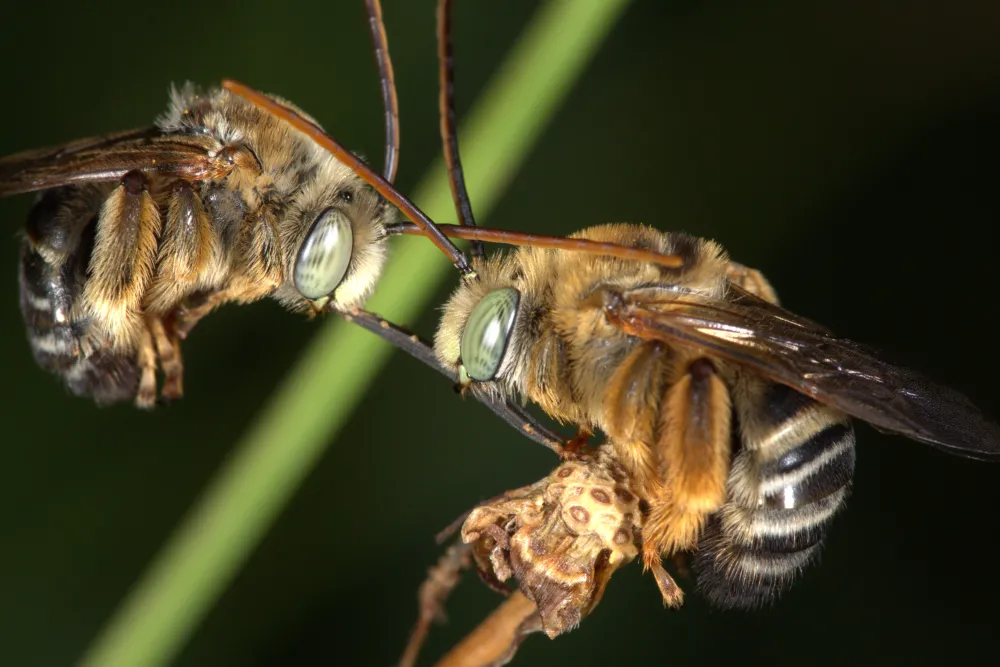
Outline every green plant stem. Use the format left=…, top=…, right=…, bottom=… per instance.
left=78, top=1, right=631, bottom=665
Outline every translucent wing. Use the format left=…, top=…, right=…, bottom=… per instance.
left=0, top=128, right=223, bottom=196
left=607, top=286, right=1000, bottom=461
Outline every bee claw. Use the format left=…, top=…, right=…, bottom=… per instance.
left=135, top=376, right=158, bottom=409
left=643, top=548, right=685, bottom=608
left=159, top=380, right=183, bottom=404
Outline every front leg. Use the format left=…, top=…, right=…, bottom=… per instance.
left=173, top=280, right=276, bottom=340
left=172, top=290, right=229, bottom=340
left=399, top=542, right=474, bottom=667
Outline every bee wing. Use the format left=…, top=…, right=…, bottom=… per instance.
left=0, top=128, right=222, bottom=196
left=613, top=288, right=1000, bottom=461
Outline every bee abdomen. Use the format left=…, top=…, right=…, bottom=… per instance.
left=694, top=393, right=856, bottom=609
left=692, top=515, right=825, bottom=609
left=18, top=188, right=139, bottom=404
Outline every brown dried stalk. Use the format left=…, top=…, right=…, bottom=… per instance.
left=399, top=543, right=474, bottom=667
left=433, top=592, right=540, bottom=667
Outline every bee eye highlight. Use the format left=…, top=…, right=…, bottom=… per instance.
left=294, top=208, right=353, bottom=300
left=460, top=288, right=520, bottom=382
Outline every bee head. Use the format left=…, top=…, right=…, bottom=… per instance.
left=274, top=162, right=395, bottom=313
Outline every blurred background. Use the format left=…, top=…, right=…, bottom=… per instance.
left=1, top=1, right=999, bottom=665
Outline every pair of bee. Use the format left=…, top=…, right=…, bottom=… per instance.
left=3, top=0, right=999, bottom=659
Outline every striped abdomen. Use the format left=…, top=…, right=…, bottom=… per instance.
left=694, top=382, right=856, bottom=609
left=18, top=185, right=139, bottom=404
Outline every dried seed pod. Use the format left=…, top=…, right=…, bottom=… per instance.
left=461, top=447, right=644, bottom=638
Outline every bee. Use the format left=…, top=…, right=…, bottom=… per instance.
left=3, top=82, right=411, bottom=408
left=432, top=223, right=1000, bottom=609
left=0, top=0, right=463, bottom=411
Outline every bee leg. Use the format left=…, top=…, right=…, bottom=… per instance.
left=726, top=261, right=780, bottom=304
left=135, top=323, right=158, bottom=409
left=174, top=281, right=277, bottom=340
left=144, top=182, right=219, bottom=315
left=83, top=170, right=162, bottom=349
left=642, top=546, right=685, bottom=608
left=173, top=292, right=224, bottom=340
left=399, top=542, right=473, bottom=667
left=146, top=314, right=184, bottom=402
left=602, top=342, right=671, bottom=489
left=644, top=358, right=732, bottom=558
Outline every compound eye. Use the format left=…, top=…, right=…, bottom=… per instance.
left=294, top=208, right=353, bottom=300
left=460, top=288, right=520, bottom=382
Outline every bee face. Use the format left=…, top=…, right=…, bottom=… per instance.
left=459, top=287, right=520, bottom=382
left=273, top=159, right=391, bottom=313
left=435, top=252, right=541, bottom=398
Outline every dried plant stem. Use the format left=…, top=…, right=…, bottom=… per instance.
left=434, top=592, right=540, bottom=667
left=400, top=543, right=473, bottom=667
left=77, top=1, right=632, bottom=666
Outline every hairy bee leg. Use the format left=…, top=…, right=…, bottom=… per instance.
left=146, top=315, right=183, bottom=402
left=83, top=170, right=162, bottom=349
left=642, top=546, right=684, bottom=608
left=174, top=282, right=276, bottom=340
left=644, top=358, right=732, bottom=556
left=399, top=542, right=474, bottom=667
left=726, top=261, right=779, bottom=304
left=144, top=183, right=220, bottom=314
left=135, top=324, right=158, bottom=409
left=602, top=342, right=671, bottom=494
left=172, top=288, right=238, bottom=340
left=173, top=297, right=219, bottom=339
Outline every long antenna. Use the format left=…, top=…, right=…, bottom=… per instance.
left=387, top=222, right=685, bottom=268
left=225, top=81, right=684, bottom=269
left=223, top=79, right=475, bottom=277
left=364, top=0, right=400, bottom=183
left=437, top=0, right=483, bottom=260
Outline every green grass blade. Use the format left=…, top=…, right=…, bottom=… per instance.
left=78, top=1, right=631, bottom=665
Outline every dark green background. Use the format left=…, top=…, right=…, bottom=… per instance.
left=1, top=1, right=999, bottom=665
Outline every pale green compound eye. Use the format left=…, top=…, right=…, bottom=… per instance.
left=460, top=288, right=520, bottom=382
left=294, top=208, right=354, bottom=300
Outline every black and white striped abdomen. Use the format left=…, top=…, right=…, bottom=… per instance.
left=17, top=185, right=138, bottom=404
left=694, top=382, right=856, bottom=609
